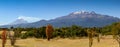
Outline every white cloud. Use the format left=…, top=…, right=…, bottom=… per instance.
left=0, top=23, right=7, bottom=25
left=17, top=16, right=41, bottom=22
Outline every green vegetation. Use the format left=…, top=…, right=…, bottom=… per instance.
left=111, top=22, right=120, bottom=47
left=0, top=22, right=120, bottom=39
left=0, top=22, right=120, bottom=47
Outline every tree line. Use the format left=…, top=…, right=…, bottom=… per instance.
left=0, top=22, right=120, bottom=47
left=0, top=23, right=119, bottom=39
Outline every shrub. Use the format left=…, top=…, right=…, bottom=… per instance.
left=20, top=33, right=27, bottom=39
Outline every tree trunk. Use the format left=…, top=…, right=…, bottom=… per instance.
left=119, top=42, right=120, bottom=47
left=89, top=38, right=93, bottom=47
left=97, top=34, right=100, bottom=43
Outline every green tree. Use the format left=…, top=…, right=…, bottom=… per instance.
left=14, top=27, right=22, bottom=38
left=112, top=22, right=120, bottom=47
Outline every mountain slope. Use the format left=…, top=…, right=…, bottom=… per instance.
left=49, top=11, right=120, bottom=27
left=0, top=11, right=120, bottom=28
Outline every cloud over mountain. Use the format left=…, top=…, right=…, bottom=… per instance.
left=17, top=16, right=41, bottom=23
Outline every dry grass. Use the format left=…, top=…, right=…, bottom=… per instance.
left=0, top=35, right=118, bottom=47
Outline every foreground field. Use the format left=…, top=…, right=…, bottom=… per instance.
left=0, top=36, right=118, bottom=47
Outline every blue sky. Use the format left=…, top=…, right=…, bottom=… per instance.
left=0, top=0, right=120, bottom=25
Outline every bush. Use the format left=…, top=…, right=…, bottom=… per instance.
left=26, top=31, right=34, bottom=37
left=20, top=33, right=28, bottom=39
left=34, top=27, right=46, bottom=38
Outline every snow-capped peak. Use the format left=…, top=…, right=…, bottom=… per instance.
left=90, top=11, right=96, bottom=14
left=73, top=10, right=86, bottom=14
left=72, top=11, right=96, bottom=14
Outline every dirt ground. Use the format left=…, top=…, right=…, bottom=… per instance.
left=0, top=35, right=118, bottom=47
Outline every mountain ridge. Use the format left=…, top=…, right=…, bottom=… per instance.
left=0, top=11, right=120, bottom=28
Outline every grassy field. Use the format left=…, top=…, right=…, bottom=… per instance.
left=0, top=35, right=118, bottom=47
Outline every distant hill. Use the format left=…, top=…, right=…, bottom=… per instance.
left=0, top=11, right=120, bottom=28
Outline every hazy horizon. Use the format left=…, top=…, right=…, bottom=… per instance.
left=0, top=0, right=120, bottom=25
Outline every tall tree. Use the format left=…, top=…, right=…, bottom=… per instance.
left=87, top=28, right=94, bottom=47
left=46, top=24, right=54, bottom=41
left=112, top=22, right=120, bottom=47
left=7, top=26, right=16, bottom=46
left=86, top=28, right=100, bottom=47
left=1, top=28, right=7, bottom=47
